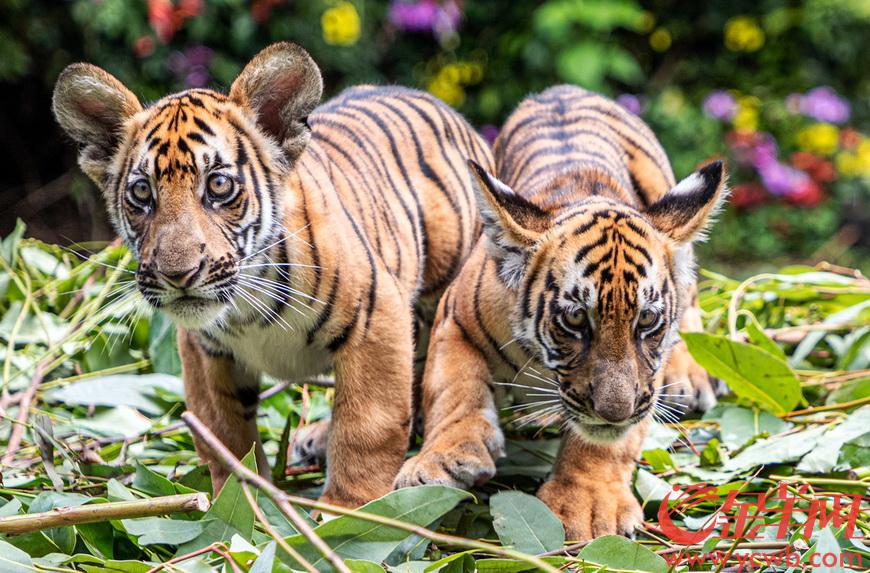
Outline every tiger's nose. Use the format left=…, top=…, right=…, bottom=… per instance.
left=157, top=263, right=202, bottom=289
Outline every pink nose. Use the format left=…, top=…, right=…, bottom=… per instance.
left=157, top=265, right=201, bottom=289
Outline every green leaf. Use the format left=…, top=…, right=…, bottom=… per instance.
left=725, top=425, right=827, bottom=472
left=45, top=374, right=183, bottom=415
left=634, top=469, right=670, bottom=504
left=475, top=558, right=568, bottom=572
left=792, top=300, right=870, bottom=366
left=0, top=219, right=26, bottom=264
left=642, top=448, right=674, bottom=471
left=279, top=485, right=471, bottom=570
left=577, top=535, right=667, bottom=573
left=133, top=462, right=176, bottom=497
left=743, top=313, right=787, bottom=361
left=490, top=491, right=565, bottom=554
left=177, top=449, right=258, bottom=553
left=0, top=539, right=35, bottom=573
left=798, top=406, right=870, bottom=473
left=681, top=333, right=802, bottom=414
left=121, top=517, right=205, bottom=546
left=250, top=541, right=276, bottom=573
left=812, top=526, right=844, bottom=573
left=718, top=406, right=791, bottom=450
left=148, top=311, right=182, bottom=376
left=346, top=560, right=388, bottom=572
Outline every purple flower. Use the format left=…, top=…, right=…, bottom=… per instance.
left=702, top=90, right=737, bottom=120
left=616, top=94, right=642, bottom=115
left=389, top=0, right=439, bottom=32
left=796, top=86, right=850, bottom=124
left=389, top=0, right=460, bottom=36
left=168, top=45, right=213, bottom=88
left=750, top=133, right=778, bottom=168
left=480, top=124, right=499, bottom=145
left=758, top=161, right=809, bottom=196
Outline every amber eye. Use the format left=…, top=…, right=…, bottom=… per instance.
left=563, top=308, right=589, bottom=330
left=638, top=309, right=659, bottom=329
left=129, top=179, right=152, bottom=206
left=207, top=173, right=236, bottom=202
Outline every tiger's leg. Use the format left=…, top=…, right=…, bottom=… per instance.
left=537, top=424, right=646, bottom=541
left=394, top=314, right=505, bottom=489
left=662, top=282, right=725, bottom=412
left=319, top=287, right=415, bottom=507
left=292, top=302, right=432, bottom=467
left=178, top=329, right=269, bottom=493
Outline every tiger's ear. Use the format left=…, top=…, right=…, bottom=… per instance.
left=52, top=63, right=142, bottom=184
left=230, top=42, right=323, bottom=162
left=468, top=160, right=550, bottom=287
left=645, top=161, right=729, bottom=243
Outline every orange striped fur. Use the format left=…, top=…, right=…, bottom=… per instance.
left=53, top=43, right=492, bottom=507
left=396, top=86, right=728, bottom=540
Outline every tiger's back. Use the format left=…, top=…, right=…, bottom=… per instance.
left=495, top=85, right=675, bottom=210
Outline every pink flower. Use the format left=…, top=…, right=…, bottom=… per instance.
left=702, top=91, right=737, bottom=120
left=790, top=87, right=850, bottom=124
left=616, top=94, right=642, bottom=115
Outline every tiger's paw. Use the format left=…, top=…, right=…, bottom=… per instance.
left=394, top=418, right=505, bottom=489
left=292, top=419, right=330, bottom=465
left=661, top=340, right=725, bottom=414
left=537, top=477, right=643, bottom=541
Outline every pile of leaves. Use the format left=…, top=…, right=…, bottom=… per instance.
left=0, top=222, right=868, bottom=572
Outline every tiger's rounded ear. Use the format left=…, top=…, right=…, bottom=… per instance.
left=52, top=63, right=142, bottom=184
left=468, top=160, right=549, bottom=286
left=230, top=42, right=323, bottom=162
left=644, top=160, right=729, bottom=243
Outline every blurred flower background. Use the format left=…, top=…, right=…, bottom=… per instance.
left=1, top=0, right=867, bottom=272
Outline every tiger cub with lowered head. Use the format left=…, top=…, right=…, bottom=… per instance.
left=395, top=85, right=728, bottom=539
left=53, top=42, right=492, bottom=508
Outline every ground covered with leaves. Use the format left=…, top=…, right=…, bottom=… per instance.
left=1, top=222, right=868, bottom=572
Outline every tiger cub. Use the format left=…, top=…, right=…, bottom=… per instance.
left=53, top=42, right=492, bottom=507
left=395, top=85, right=727, bottom=539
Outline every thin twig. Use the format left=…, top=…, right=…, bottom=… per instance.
left=181, top=412, right=352, bottom=573
left=0, top=493, right=209, bottom=534
left=181, top=411, right=561, bottom=573
left=241, top=480, right=319, bottom=573
left=2, top=363, right=44, bottom=465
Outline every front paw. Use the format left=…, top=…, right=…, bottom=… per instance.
left=394, top=440, right=498, bottom=489
left=662, top=340, right=725, bottom=413
left=537, top=478, right=643, bottom=541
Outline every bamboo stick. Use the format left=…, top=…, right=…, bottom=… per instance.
left=0, top=492, right=209, bottom=534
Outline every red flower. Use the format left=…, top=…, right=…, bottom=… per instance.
left=840, top=128, right=861, bottom=150
left=790, top=152, right=836, bottom=183
left=133, top=35, right=155, bottom=58
left=251, top=0, right=284, bottom=23
left=784, top=179, right=825, bottom=208
left=148, top=0, right=175, bottom=43
left=730, top=182, right=767, bottom=209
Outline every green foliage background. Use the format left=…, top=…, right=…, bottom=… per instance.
left=0, top=0, right=868, bottom=270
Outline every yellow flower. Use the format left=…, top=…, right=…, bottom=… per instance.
left=835, top=138, right=870, bottom=178
left=649, top=27, right=671, bottom=52
left=426, top=62, right=483, bottom=107
left=733, top=96, right=761, bottom=133
left=321, top=2, right=360, bottom=46
left=427, top=77, right=464, bottom=107
left=637, top=11, right=656, bottom=33
left=796, top=123, right=840, bottom=156
left=724, top=16, right=765, bottom=52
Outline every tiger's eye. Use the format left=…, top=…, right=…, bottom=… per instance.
left=638, top=309, right=659, bottom=329
left=130, top=179, right=152, bottom=204
left=564, top=308, right=588, bottom=329
left=207, top=173, right=235, bottom=200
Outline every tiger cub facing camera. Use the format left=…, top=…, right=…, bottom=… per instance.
left=395, top=85, right=728, bottom=539
left=52, top=42, right=492, bottom=508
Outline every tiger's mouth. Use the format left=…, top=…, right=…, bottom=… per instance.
left=560, top=396, right=653, bottom=443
